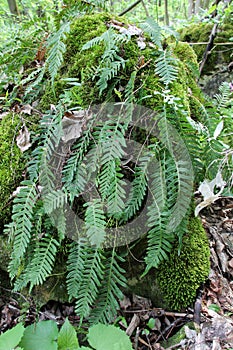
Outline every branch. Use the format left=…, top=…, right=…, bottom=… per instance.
left=119, top=0, right=142, bottom=16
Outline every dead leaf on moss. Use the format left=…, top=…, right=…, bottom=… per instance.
left=21, top=104, right=33, bottom=115
left=62, top=110, right=92, bottom=143
left=16, top=124, right=31, bottom=152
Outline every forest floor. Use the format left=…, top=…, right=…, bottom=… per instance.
left=0, top=197, right=233, bottom=349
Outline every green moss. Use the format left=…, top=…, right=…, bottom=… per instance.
left=0, top=114, right=39, bottom=231
left=179, top=22, right=233, bottom=74
left=156, top=217, right=210, bottom=311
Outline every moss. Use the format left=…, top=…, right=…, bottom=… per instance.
left=156, top=217, right=210, bottom=311
left=0, top=113, right=39, bottom=231
left=179, top=22, right=233, bottom=74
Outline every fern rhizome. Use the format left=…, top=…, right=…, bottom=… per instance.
left=6, top=12, right=230, bottom=321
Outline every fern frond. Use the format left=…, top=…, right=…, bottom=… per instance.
left=140, top=17, right=162, bottom=49
left=82, top=28, right=128, bottom=95
left=43, top=189, right=67, bottom=215
left=89, top=250, right=126, bottom=324
left=214, top=82, right=231, bottom=110
left=155, top=50, right=178, bottom=86
left=67, top=243, right=104, bottom=324
left=124, top=70, right=137, bottom=103
left=143, top=154, right=174, bottom=272
left=8, top=181, right=38, bottom=279
left=84, top=199, right=106, bottom=247
left=122, top=151, right=154, bottom=222
left=24, top=65, right=46, bottom=100
left=47, top=22, right=70, bottom=85
left=13, top=234, right=59, bottom=292
left=97, top=59, right=125, bottom=94
left=105, top=161, right=126, bottom=218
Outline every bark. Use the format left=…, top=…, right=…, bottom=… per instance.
left=194, top=0, right=201, bottom=14
left=7, top=0, right=19, bottom=16
left=164, top=0, right=169, bottom=25
left=188, top=0, right=195, bottom=17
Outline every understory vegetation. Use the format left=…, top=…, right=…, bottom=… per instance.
left=0, top=0, right=232, bottom=331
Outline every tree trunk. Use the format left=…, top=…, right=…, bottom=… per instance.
left=194, top=0, right=201, bottom=14
left=188, top=0, right=194, bottom=17
left=7, top=0, right=19, bottom=16
left=164, top=0, right=169, bottom=25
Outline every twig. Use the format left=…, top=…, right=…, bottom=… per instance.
left=119, top=0, right=142, bottom=16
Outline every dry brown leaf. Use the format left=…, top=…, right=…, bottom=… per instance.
left=16, top=125, right=31, bottom=152
left=62, top=110, right=90, bottom=143
left=21, top=104, right=33, bottom=115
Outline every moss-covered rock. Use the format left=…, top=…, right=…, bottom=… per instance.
left=1, top=13, right=211, bottom=309
left=156, top=216, right=210, bottom=310
left=179, top=21, right=233, bottom=96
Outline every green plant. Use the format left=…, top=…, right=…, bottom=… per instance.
left=156, top=216, right=210, bottom=310
left=0, top=319, right=132, bottom=350
left=5, top=12, right=215, bottom=321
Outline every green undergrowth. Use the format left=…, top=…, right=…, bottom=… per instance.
left=156, top=216, right=210, bottom=310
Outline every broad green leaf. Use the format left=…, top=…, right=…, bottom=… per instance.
left=79, top=347, right=92, bottom=350
left=19, top=320, right=58, bottom=350
left=0, top=323, right=24, bottom=350
left=88, top=324, right=133, bottom=350
left=58, top=318, right=79, bottom=350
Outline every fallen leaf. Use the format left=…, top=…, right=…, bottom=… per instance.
left=21, top=104, right=33, bottom=115
left=62, top=110, right=92, bottom=143
left=16, top=125, right=31, bottom=152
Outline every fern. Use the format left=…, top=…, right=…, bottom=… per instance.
left=84, top=199, right=106, bottom=247
left=140, top=17, right=162, bottom=49
left=47, top=21, right=70, bottom=85
left=89, top=250, right=126, bottom=324
left=82, top=28, right=128, bottom=94
left=13, top=234, right=59, bottom=292
left=214, top=82, right=232, bottom=110
left=8, top=181, right=38, bottom=279
left=121, top=151, right=154, bottom=223
left=155, top=49, right=178, bottom=86
left=67, top=243, right=104, bottom=325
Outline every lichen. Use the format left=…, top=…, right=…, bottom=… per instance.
left=156, top=216, right=210, bottom=310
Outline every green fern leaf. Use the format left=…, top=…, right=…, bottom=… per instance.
left=47, top=22, right=70, bottom=85
left=155, top=50, right=178, bottom=85
left=13, top=234, right=59, bottom=292
left=140, top=17, right=162, bottom=49
left=8, top=180, right=37, bottom=279
left=84, top=199, right=106, bottom=247
left=89, top=250, right=126, bottom=324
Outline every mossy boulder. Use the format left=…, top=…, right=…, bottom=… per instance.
left=41, top=13, right=204, bottom=120
left=179, top=21, right=233, bottom=95
left=156, top=217, right=210, bottom=310
left=40, top=13, right=210, bottom=308
left=1, top=13, right=211, bottom=309
left=124, top=217, right=210, bottom=310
